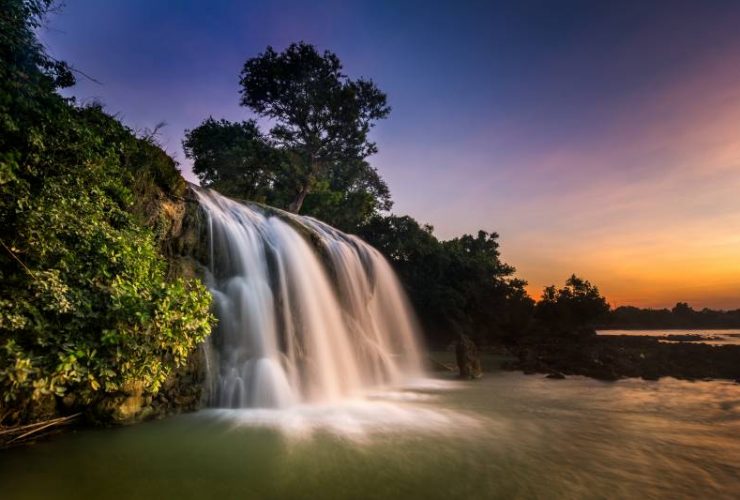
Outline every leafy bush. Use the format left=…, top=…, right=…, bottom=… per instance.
left=0, top=0, right=213, bottom=422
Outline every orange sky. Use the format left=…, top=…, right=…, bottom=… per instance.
left=365, top=7, right=740, bottom=311
left=501, top=52, right=740, bottom=309
left=44, top=1, right=740, bottom=309
left=377, top=36, right=740, bottom=310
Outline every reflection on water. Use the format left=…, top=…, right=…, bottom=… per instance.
left=1, top=357, right=738, bottom=500
left=598, top=329, right=740, bottom=345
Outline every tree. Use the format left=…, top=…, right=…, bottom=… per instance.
left=183, top=118, right=282, bottom=202
left=300, top=158, right=392, bottom=232
left=359, top=217, right=533, bottom=345
left=606, top=303, right=740, bottom=329
left=671, top=302, right=695, bottom=319
left=183, top=118, right=392, bottom=232
left=535, top=275, right=609, bottom=334
left=239, top=42, right=391, bottom=213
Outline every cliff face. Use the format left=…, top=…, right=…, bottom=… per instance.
left=151, top=186, right=214, bottom=418
left=99, top=183, right=214, bottom=424
left=135, top=183, right=209, bottom=281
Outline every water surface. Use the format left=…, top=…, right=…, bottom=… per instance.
left=2, top=357, right=738, bottom=500
left=598, top=329, right=740, bottom=345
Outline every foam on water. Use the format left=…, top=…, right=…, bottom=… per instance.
left=195, top=187, right=426, bottom=411
left=197, top=380, right=484, bottom=440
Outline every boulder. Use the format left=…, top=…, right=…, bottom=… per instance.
left=456, top=334, right=483, bottom=379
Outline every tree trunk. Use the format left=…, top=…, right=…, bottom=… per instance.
left=288, top=185, right=310, bottom=213
left=288, top=159, right=319, bottom=213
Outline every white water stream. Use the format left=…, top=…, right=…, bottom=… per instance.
left=195, top=188, right=424, bottom=409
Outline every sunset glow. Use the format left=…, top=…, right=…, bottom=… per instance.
left=4, top=1, right=740, bottom=496
left=41, top=0, right=740, bottom=309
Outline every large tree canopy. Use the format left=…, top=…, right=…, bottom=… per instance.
left=182, top=118, right=280, bottom=202
left=534, top=275, right=610, bottom=334
left=359, top=217, right=534, bottom=345
left=184, top=42, right=392, bottom=231
left=183, top=117, right=392, bottom=232
left=238, top=42, right=390, bottom=213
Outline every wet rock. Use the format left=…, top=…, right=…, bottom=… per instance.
left=26, top=393, right=58, bottom=422
left=503, top=334, right=740, bottom=382
left=456, top=335, right=483, bottom=379
left=151, top=342, right=210, bottom=416
left=93, top=381, right=146, bottom=424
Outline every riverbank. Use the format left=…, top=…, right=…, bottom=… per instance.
left=502, top=334, right=740, bottom=382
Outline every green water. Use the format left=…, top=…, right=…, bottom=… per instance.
left=2, top=356, right=739, bottom=499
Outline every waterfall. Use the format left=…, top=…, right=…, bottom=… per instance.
left=194, top=187, right=425, bottom=409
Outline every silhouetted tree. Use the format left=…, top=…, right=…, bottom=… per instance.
left=183, top=118, right=282, bottom=202
left=672, top=302, right=695, bottom=320
left=299, top=158, right=392, bottom=232
left=239, top=42, right=390, bottom=213
left=359, top=217, right=533, bottom=345
left=185, top=43, right=392, bottom=231
left=535, top=275, right=609, bottom=335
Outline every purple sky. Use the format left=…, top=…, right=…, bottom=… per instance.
left=39, top=0, right=740, bottom=308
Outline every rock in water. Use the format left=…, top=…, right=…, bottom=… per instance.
left=456, top=335, right=483, bottom=379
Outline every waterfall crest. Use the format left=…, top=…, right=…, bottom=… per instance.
left=195, top=187, right=424, bottom=408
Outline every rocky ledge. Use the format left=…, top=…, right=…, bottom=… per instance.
left=502, top=335, right=740, bottom=382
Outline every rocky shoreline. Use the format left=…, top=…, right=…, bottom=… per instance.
left=502, top=334, right=740, bottom=382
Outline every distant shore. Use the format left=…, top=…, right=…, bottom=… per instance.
left=502, top=333, right=740, bottom=382
left=597, top=327, right=740, bottom=332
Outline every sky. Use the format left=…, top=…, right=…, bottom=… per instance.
left=39, top=0, right=740, bottom=309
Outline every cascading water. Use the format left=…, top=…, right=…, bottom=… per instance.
left=195, top=187, right=425, bottom=409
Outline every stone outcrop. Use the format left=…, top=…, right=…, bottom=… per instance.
left=503, top=334, right=740, bottom=382
left=456, top=334, right=483, bottom=379
left=97, top=184, right=212, bottom=424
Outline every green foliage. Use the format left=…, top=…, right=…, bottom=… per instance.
left=359, top=215, right=534, bottom=345
left=299, top=159, right=391, bottom=232
left=534, top=275, right=610, bottom=334
left=183, top=117, right=393, bottom=232
left=0, top=0, right=212, bottom=422
left=240, top=41, right=390, bottom=177
left=185, top=41, right=392, bottom=228
left=183, top=117, right=279, bottom=202
left=239, top=42, right=390, bottom=213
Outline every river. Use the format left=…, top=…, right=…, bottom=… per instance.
left=1, top=353, right=738, bottom=500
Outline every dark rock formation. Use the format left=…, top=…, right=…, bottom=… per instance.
left=503, top=335, right=740, bottom=382
left=456, top=335, right=483, bottom=379
left=150, top=343, right=211, bottom=417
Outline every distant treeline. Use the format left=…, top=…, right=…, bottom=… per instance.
left=599, top=303, right=740, bottom=330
